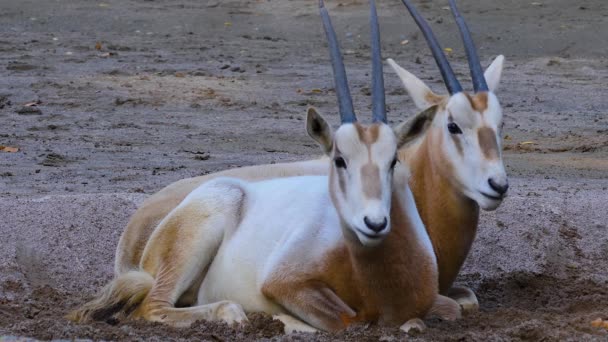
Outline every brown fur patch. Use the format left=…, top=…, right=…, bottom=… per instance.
left=261, top=189, right=439, bottom=331
left=403, top=128, right=480, bottom=294
left=465, top=92, right=488, bottom=112
left=477, top=127, right=499, bottom=160
left=361, top=163, right=381, bottom=199
left=354, top=123, right=380, bottom=145
left=261, top=246, right=357, bottom=332
left=425, top=91, right=444, bottom=105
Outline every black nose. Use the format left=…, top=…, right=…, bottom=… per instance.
left=488, top=178, right=509, bottom=195
left=364, top=216, right=388, bottom=233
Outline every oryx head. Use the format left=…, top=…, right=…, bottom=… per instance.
left=388, top=0, right=508, bottom=211
left=307, top=0, right=428, bottom=247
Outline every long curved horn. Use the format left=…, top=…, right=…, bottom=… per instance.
left=400, top=0, right=462, bottom=94
left=369, top=0, right=386, bottom=123
left=448, top=0, right=488, bottom=92
left=319, top=0, right=357, bottom=123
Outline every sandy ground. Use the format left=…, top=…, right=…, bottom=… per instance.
left=1, top=0, right=607, bottom=340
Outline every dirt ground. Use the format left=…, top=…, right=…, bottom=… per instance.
left=1, top=0, right=607, bottom=340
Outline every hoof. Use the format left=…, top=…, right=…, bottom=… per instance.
left=448, top=286, right=479, bottom=314
left=400, top=318, right=426, bottom=335
left=216, top=301, right=249, bottom=326
left=457, top=297, right=479, bottom=313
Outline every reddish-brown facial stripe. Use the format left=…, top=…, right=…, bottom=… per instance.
left=361, top=163, right=381, bottom=199
left=478, top=127, right=499, bottom=159
left=354, top=123, right=380, bottom=145
left=354, top=123, right=384, bottom=199
left=465, top=92, right=488, bottom=113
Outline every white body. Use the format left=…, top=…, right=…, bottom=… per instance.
left=191, top=175, right=435, bottom=312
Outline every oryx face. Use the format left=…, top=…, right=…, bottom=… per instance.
left=441, top=91, right=507, bottom=210
left=329, top=123, right=398, bottom=246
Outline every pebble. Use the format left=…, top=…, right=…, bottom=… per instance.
left=16, top=106, right=42, bottom=115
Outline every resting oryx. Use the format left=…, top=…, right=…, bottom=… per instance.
left=112, top=0, right=508, bottom=313
left=69, top=0, right=460, bottom=333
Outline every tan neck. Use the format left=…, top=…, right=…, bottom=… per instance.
left=326, top=188, right=437, bottom=326
left=403, top=129, right=479, bottom=294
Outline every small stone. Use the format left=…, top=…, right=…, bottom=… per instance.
left=6, top=62, right=37, bottom=71
left=16, top=106, right=42, bottom=115
left=194, top=152, right=211, bottom=161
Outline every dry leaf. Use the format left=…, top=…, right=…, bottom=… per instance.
left=95, top=41, right=102, bottom=50
left=400, top=39, right=409, bottom=45
left=519, top=141, right=536, bottom=145
left=504, top=135, right=511, bottom=140
left=224, top=22, right=232, bottom=27
left=310, top=88, right=322, bottom=94
left=444, top=48, right=453, bottom=53
left=0, top=146, right=19, bottom=153
left=174, top=72, right=186, bottom=78
left=591, top=318, right=603, bottom=328
left=531, top=2, right=542, bottom=6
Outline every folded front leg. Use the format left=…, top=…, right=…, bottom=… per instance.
left=133, top=181, right=249, bottom=327
left=262, top=280, right=356, bottom=332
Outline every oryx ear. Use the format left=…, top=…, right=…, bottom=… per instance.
left=394, top=105, right=438, bottom=148
left=306, top=107, right=333, bottom=155
left=484, top=55, right=504, bottom=93
left=387, top=58, right=447, bottom=110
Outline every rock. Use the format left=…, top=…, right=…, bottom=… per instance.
left=6, top=62, right=38, bottom=71
left=16, top=106, right=42, bottom=115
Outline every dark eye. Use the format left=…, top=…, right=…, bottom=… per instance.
left=447, top=122, right=463, bottom=134
left=334, top=157, right=347, bottom=169
left=390, top=158, right=398, bottom=169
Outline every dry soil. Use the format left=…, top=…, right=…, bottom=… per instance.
left=1, top=0, right=607, bottom=341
